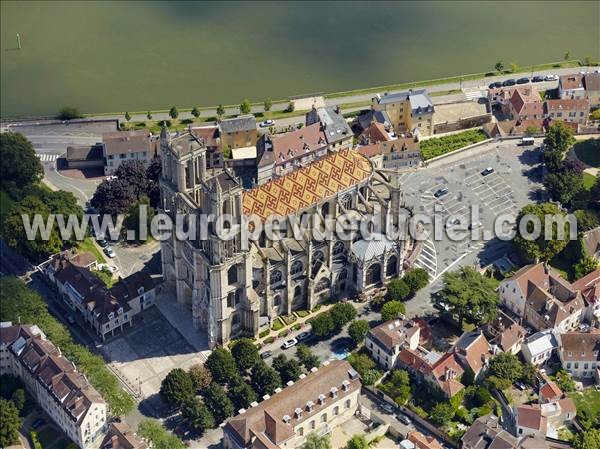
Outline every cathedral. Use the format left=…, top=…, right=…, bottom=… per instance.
left=158, top=127, right=413, bottom=347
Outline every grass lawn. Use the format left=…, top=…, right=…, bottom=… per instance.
left=574, top=138, right=600, bottom=168
left=568, top=388, right=600, bottom=415
left=77, top=237, right=106, bottom=264
left=420, top=129, right=488, bottom=160
left=583, top=172, right=597, bottom=189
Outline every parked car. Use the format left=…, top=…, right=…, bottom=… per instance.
left=532, top=75, right=545, bottom=83
left=434, top=301, right=451, bottom=312
left=502, top=79, right=516, bottom=86
left=103, top=246, right=116, bottom=258
left=481, top=167, right=494, bottom=176
left=32, top=419, right=45, bottom=429
left=516, top=77, right=530, bottom=84
left=96, top=238, right=108, bottom=248
left=544, top=74, right=558, bottom=81
left=515, top=381, right=527, bottom=391
left=260, top=350, right=273, bottom=359
left=281, top=338, right=298, bottom=350
left=380, top=403, right=395, bottom=414
left=397, top=414, right=412, bottom=425
left=259, top=119, right=275, bottom=128
left=297, top=331, right=312, bottom=341
left=66, top=315, right=76, bottom=325
left=434, top=187, right=449, bottom=198
left=488, top=81, right=502, bottom=89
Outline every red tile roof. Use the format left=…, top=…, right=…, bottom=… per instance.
left=516, top=405, right=547, bottom=432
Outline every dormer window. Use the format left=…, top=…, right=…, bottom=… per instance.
left=283, top=415, right=291, bottom=424
left=306, top=401, right=314, bottom=412
left=318, top=394, right=326, bottom=405
left=118, top=307, right=123, bottom=315
left=342, top=380, right=351, bottom=392
left=294, top=408, right=302, bottom=419
left=108, top=312, right=114, bottom=320
left=330, top=387, right=338, bottom=398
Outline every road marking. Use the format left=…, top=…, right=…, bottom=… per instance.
left=36, top=153, right=60, bottom=162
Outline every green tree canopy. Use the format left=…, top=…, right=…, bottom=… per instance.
left=138, top=419, right=185, bottom=449
left=0, top=132, right=43, bottom=195
left=488, top=353, right=522, bottom=382
left=494, top=61, right=504, bottom=73
left=296, top=344, right=320, bottom=370
left=159, top=368, right=194, bottom=407
left=300, top=433, right=331, bottom=449
left=10, top=389, right=25, bottom=411
left=191, top=107, right=200, bottom=118
left=330, top=302, right=357, bottom=329
left=203, top=383, right=234, bottom=424
left=250, top=361, right=282, bottom=397
left=231, top=338, right=260, bottom=372
left=227, top=375, right=257, bottom=411
left=57, top=106, right=82, bottom=120
left=274, top=357, right=302, bottom=384
left=544, top=121, right=576, bottom=153
left=264, top=98, right=273, bottom=112
left=403, top=268, right=430, bottom=294
left=216, top=104, right=226, bottom=118
left=239, top=99, right=252, bottom=115
left=0, top=399, right=21, bottom=447
left=381, top=300, right=406, bottom=321
left=169, top=106, right=179, bottom=119
left=438, top=267, right=498, bottom=327
left=380, top=370, right=411, bottom=405
left=430, top=402, right=455, bottom=427
left=205, top=347, right=238, bottom=384
left=188, top=364, right=212, bottom=392
left=125, top=111, right=131, bottom=121
left=310, top=312, right=335, bottom=337
left=346, top=435, right=369, bottom=449
left=513, top=202, right=572, bottom=262
left=347, top=353, right=375, bottom=378
left=573, top=429, right=600, bottom=449
left=348, top=320, right=370, bottom=346
left=544, top=170, right=584, bottom=208
left=181, top=397, right=215, bottom=435
left=387, top=278, right=410, bottom=301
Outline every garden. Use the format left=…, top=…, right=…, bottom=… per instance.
left=420, top=129, right=488, bottom=160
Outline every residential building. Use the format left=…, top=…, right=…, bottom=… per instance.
left=521, top=330, right=559, bottom=366
left=0, top=323, right=107, bottom=449
left=558, top=74, right=585, bottom=100
left=159, top=127, right=410, bottom=346
left=452, top=331, right=493, bottom=379
left=357, top=136, right=421, bottom=170
left=371, top=89, right=435, bottom=136
left=461, top=414, right=519, bottom=449
left=365, top=318, right=420, bottom=370
left=65, top=144, right=104, bottom=170
left=507, top=88, right=544, bottom=121
left=573, top=268, right=600, bottom=325
left=219, top=115, right=257, bottom=150
left=43, top=254, right=155, bottom=341
left=584, top=72, right=600, bottom=108
left=538, top=374, right=563, bottom=404
left=305, top=106, right=353, bottom=150
left=405, top=430, right=443, bottom=449
left=358, top=121, right=396, bottom=145
left=484, top=311, right=526, bottom=355
left=100, top=422, right=148, bottom=449
left=222, top=360, right=360, bottom=449
left=102, top=130, right=159, bottom=175
left=499, top=263, right=584, bottom=332
left=545, top=99, right=590, bottom=125
left=558, top=330, right=600, bottom=381
left=357, top=108, right=393, bottom=131
left=514, top=399, right=576, bottom=439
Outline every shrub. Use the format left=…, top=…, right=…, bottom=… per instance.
left=57, top=106, right=82, bottom=120
left=271, top=317, right=285, bottom=331
left=264, top=336, right=275, bottom=344
left=278, top=329, right=289, bottom=338
left=295, top=310, right=310, bottom=318
left=291, top=323, right=302, bottom=331
left=180, top=118, right=193, bottom=125
left=420, top=129, right=488, bottom=160
left=30, top=431, right=42, bottom=449
left=259, top=329, right=270, bottom=338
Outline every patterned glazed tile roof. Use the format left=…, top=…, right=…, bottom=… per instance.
left=243, top=149, right=372, bottom=222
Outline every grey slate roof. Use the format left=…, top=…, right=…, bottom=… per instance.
left=374, top=89, right=434, bottom=114
left=357, top=109, right=393, bottom=130
left=220, top=115, right=256, bottom=133
left=305, top=106, right=352, bottom=144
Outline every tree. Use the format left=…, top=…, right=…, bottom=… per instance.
left=380, top=370, right=411, bottom=405
left=90, top=178, right=136, bottom=216
left=203, top=383, right=234, bottom=424
left=124, top=196, right=155, bottom=241
left=159, top=368, right=194, bottom=407
left=284, top=102, right=295, bottom=113
left=485, top=375, right=512, bottom=391
left=125, top=111, right=131, bottom=121
left=264, top=98, right=272, bottom=112
left=181, top=397, right=214, bottom=435
left=169, top=106, right=179, bottom=119
left=513, top=203, right=571, bottom=262
left=438, top=267, right=498, bottom=327
left=57, top=106, right=81, bottom=120
left=4, top=196, right=63, bottom=262
left=545, top=121, right=576, bottom=154
left=310, top=312, right=335, bottom=337
left=250, top=361, right=282, bottom=397
left=381, top=300, right=406, bottom=321
left=544, top=170, right=584, bottom=207
left=346, top=435, right=369, bottom=449
left=188, top=364, right=212, bottom=392
left=116, top=160, right=150, bottom=198
left=231, top=338, right=260, bottom=372
left=0, top=132, right=43, bottom=194
left=402, top=268, right=430, bottom=294
left=510, top=62, right=518, bottom=73
left=273, top=357, right=302, bottom=384
left=227, top=375, right=257, bottom=411
left=564, top=50, right=571, bottom=61
left=488, top=353, right=522, bottom=382
left=147, top=111, right=153, bottom=120
left=296, top=344, right=320, bottom=370
left=216, top=104, right=226, bottom=119
left=573, top=429, right=600, bottom=449
left=543, top=149, right=564, bottom=173
left=146, top=156, right=162, bottom=208
left=239, top=99, right=252, bottom=115
left=430, top=402, right=455, bottom=427
left=300, top=433, right=331, bottom=449
left=191, top=107, right=200, bottom=118
left=330, top=302, right=357, bottom=329
left=494, top=61, right=504, bottom=74
left=387, top=278, right=410, bottom=301
left=204, top=347, right=237, bottom=385
left=0, top=399, right=21, bottom=447
left=347, top=353, right=375, bottom=378
left=525, top=125, right=540, bottom=136
left=574, top=209, right=599, bottom=232
left=552, top=369, right=576, bottom=392
left=574, top=256, right=599, bottom=279
left=138, top=419, right=186, bottom=449
left=520, top=363, right=537, bottom=386
left=10, top=389, right=25, bottom=411
left=348, top=320, right=370, bottom=346
left=584, top=55, right=593, bottom=66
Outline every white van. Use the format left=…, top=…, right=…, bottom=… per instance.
left=521, top=137, right=535, bottom=146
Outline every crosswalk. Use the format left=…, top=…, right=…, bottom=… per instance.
left=463, top=87, right=486, bottom=101
left=413, top=238, right=437, bottom=279
left=36, top=153, right=60, bottom=163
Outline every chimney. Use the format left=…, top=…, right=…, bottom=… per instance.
left=283, top=414, right=291, bottom=424
left=264, top=411, right=278, bottom=441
